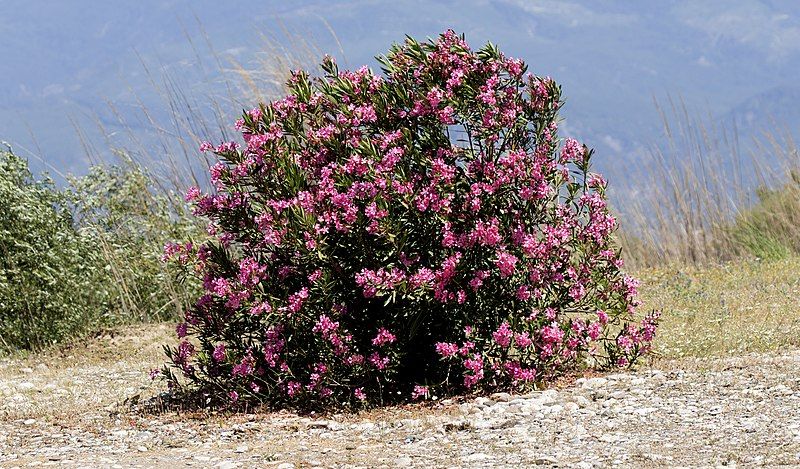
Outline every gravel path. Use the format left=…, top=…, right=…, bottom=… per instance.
left=2, top=341, right=799, bottom=468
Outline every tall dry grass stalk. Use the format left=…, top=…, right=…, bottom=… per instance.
left=612, top=98, right=800, bottom=267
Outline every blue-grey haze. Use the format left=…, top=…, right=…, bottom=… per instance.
left=2, top=0, right=799, bottom=178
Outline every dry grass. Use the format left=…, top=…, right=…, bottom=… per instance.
left=612, top=99, right=800, bottom=267
left=636, top=256, right=800, bottom=360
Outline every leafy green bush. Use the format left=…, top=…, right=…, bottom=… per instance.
left=728, top=180, right=800, bottom=261
left=67, top=154, right=201, bottom=323
left=163, top=31, right=658, bottom=409
left=0, top=149, right=201, bottom=351
left=0, top=150, right=106, bottom=349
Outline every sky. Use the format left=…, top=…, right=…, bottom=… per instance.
left=2, top=0, right=800, bottom=177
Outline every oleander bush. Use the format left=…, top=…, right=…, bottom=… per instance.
left=163, top=30, right=658, bottom=409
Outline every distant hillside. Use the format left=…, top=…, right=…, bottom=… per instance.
left=2, top=0, right=800, bottom=177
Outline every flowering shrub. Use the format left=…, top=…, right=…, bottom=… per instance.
left=162, top=31, right=658, bottom=409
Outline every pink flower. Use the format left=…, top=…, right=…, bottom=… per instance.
left=175, top=322, right=188, bottom=339
left=185, top=186, right=201, bottom=202
left=459, top=341, right=475, bottom=356
left=492, top=322, right=513, bottom=348
left=210, top=277, right=231, bottom=297
left=514, top=332, right=532, bottom=348
left=516, top=285, right=531, bottom=301
left=587, top=322, right=602, bottom=341
left=232, top=352, right=255, bottom=377
left=409, top=268, right=435, bottom=288
left=560, top=138, right=585, bottom=163
left=286, top=381, right=301, bottom=397
left=463, top=355, right=485, bottom=388
left=504, top=361, right=535, bottom=382
left=238, top=257, right=267, bottom=287
left=456, top=289, right=466, bottom=304
left=369, top=352, right=390, bottom=370
left=464, top=373, right=482, bottom=389
left=469, top=271, right=489, bottom=291
left=623, top=275, right=640, bottom=297
left=495, top=250, right=518, bottom=277
left=597, top=310, right=609, bottom=325
left=313, top=315, right=339, bottom=335
left=569, top=282, right=586, bottom=301
left=212, top=343, right=226, bottom=362
left=412, top=385, right=429, bottom=400
left=308, top=269, right=323, bottom=283
left=435, top=342, right=459, bottom=358
left=541, top=322, right=565, bottom=345
left=287, top=287, right=309, bottom=314
left=372, top=328, right=397, bottom=346
left=464, top=355, right=483, bottom=373
left=354, top=388, right=367, bottom=401
left=346, top=354, right=365, bottom=366
left=250, top=302, right=272, bottom=316
left=617, top=335, right=634, bottom=352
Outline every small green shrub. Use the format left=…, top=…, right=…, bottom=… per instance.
left=0, top=149, right=201, bottom=351
left=163, top=31, right=658, bottom=409
left=67, top=155, right=202, bottom=322
left=0, top=150, right=107, bottom=349
left=728, top=182, right=800, bottom=261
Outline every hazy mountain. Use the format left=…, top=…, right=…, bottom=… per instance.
left=2, top=0, right=800, bottom=177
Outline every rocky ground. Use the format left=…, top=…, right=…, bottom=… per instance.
left=1, top=325, right=799, bottom=468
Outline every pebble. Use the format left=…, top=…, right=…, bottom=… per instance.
left=474, top=397, right=495, bottom=407
left=583, top=377, right=608, bottom=389
left=464, top=453, right=490, bottom=462
left=564, top=402, right=579, bottom=413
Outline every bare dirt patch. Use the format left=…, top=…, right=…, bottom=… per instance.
left=2, top=324, right=799, bottom=468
